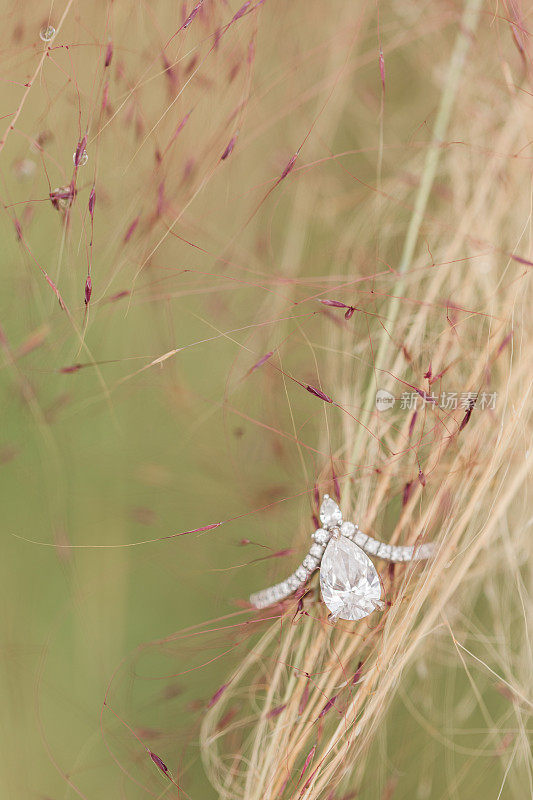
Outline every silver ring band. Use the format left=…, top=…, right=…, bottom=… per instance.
left=250, top=496, right=434, bottom=611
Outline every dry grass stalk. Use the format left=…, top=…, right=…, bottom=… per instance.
left=199, top=2, right=532, bottom=798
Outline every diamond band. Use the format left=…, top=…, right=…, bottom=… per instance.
left=249, top=495, right=434, bottom=619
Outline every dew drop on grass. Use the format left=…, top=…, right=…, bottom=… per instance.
left=50, top=185, right=75, bottom=212
left=73, top=149, right=88, bottom=166
left=39, top=25, right=55, bottom=42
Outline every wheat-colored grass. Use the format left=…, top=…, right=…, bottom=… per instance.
left=199, top=3, right=532, bottom=799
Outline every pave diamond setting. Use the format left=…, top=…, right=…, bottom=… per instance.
left=319, top=495, right=343, bottom=528
left=319, top=533, right=382, bottom=620
left=249, top=494, right=434, bottom=614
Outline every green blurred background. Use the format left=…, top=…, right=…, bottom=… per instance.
left=0, top=3, right=342, bottom=794
left=0, top=1, right=529, bottom=797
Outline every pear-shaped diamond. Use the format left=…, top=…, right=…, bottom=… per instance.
left=319, top=535, right=382, bottom=620
left=319, top=495, right=343, bottom=528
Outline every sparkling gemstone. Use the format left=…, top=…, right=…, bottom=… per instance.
left=303, top=554, right=319, bottom=571
left=302, top=553, right=318, bottom=572
left=389, top=546, right=400, bottom=561
left=309, top=543, right=325, bottom=558
left=377, top=543, right=392, bottom=559
left=287, top=574, right=300, bottom=590
left=415, top=543, right=433, bottom=560
left=319, top=535, right=382, bottom=621
left=319, top=495, right=343, bottom=528
left=313, top=528, right=330, bottom=545
left=363, top=538, right=380, bottom=555
left=354, top=531, right=368, bottom=548
left=340, top=520, right=356, bottom=539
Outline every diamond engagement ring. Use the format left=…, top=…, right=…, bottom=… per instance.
left=250, top=495, right=434, bottom=621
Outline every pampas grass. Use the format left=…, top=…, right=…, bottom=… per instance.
left=198, top=2, right=532, bottom=799
left=1, top=0, right=531, bottom=797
